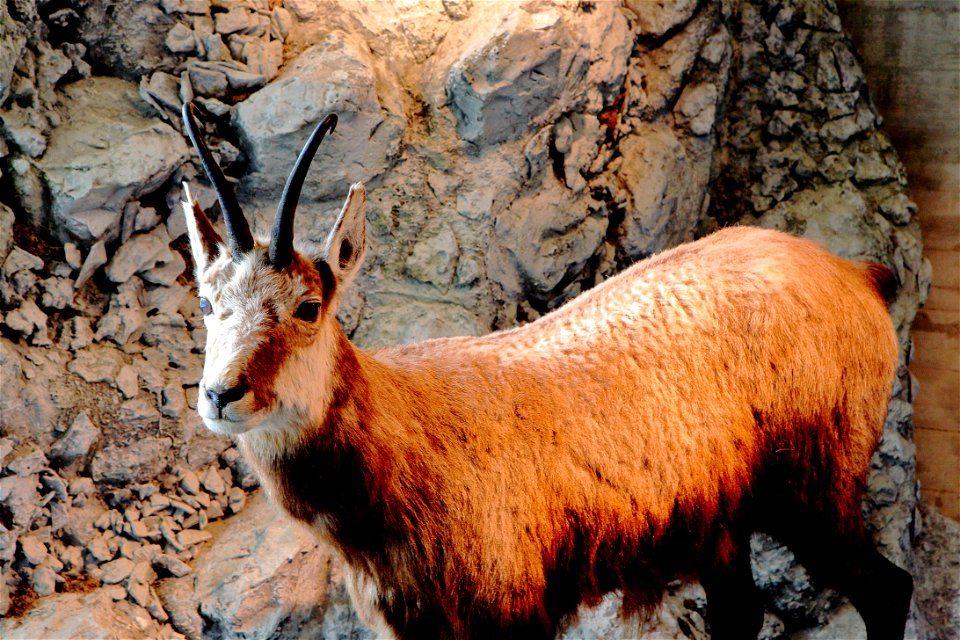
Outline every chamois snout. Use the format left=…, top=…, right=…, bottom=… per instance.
left=205, top=380, right=249, bottom=413
left=197, top=374, right=257, bottom=433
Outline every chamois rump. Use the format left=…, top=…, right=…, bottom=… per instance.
left=179, top=103, right=912, bottom=640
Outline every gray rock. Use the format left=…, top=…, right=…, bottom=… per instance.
left=49, top=411, right=101, bottom=463
left=0, top=270, right=36, bottom=307
left=222, top=64, right=267, bottom=91
left=494, top=188, right=607, bottom=296
left=444, top=2, right=629, bottom=146
left=226, top=487, right=246, bottom=514
left=37, top=77, right=189, bottom=247
left=165, top=22, right=197, bottom=54
left=36, top=40, right=72, bottom=94
left=31, top=564, right=60, bottom=596
left=3, top=298, right=48, bottom=341
left=284, top=0, right=317, bottom=20
left=2, top=246, right=43, bottom=275
left=233, top=31, right=406, bottom=204
left=133, top=206, right=162, bottom=235
left=68, top=477, right=96, bottom=498
left=912, top=503, right=960, bottom=639
left=242, top=39, right=283, bottom=82
left=751, top=533, right=838, bottom=626
left=142, top=250, right=186, bottom=287
left=40, top=276, right=74, bottom=310
left=628, top=9, right=715, bottom=118
left=177, top=529, right=211, bottom=547
left=0, top=203, right=13, bottom=262
left=820, top=109, right=873, bottom=143
left=616, top=122, right=704, bottom=260
left=140, top=71, right=182, bottom=118
left=0, top=1, right=26, bottom=105
left=61, top=500, right=105, bottom=548
left=354, top=298, right=484, bottom=348
left=74, top=240, right=108, bottom=290
left=87, top=534, right=115, bottom=564
left=1, top=586, right=168, bottom=639
left=97, top=293, right=148, bottom=347
left=879, top=193, right=917, bottom=226
left=214, top=7, right=253, bottom=35
left=40, top=470, right=69, bottom=502
left=117, top=365, right=140, bottom=399
left=405, top=220, right=459, bottom=289
left=177, top=467, right=200, bottom=496
left=624, top=0, right=698, bottom=36
left=19, top=534, right=48, bottom=565
left=187, top=63, right=228, bottom=98
left=126, top=577, right=152, bottom=608
left=0, top=437, right=13, bottom=467
left=157, top=578, right=204, bottom=639
left=118, top=397, right=163, bottom=430
left=757, top=182, right=893, bottom=263
left=101, top=556, right=136, bottom=584
left=106, top=231, right=172, bottom=284
left=0, top=474, right=39, bottom=529
left=6, top=445, right=47, bottom=476
left=8, top=155, right=47, bottom=228
left=90, top=437, right=173, bottom=484
left=0, top=104, right=47, bottom=157
left=790, top=601, right=866, bottom=639
left=205, top=501, right=224, bottom=521
left=125, top=560, right=157, bottom=604
left=456, top=188, right=494, bottom=221
left=166, top=491, right=368, bottom=640
left=68, top=344, right=125, bottom=383
left=201, top=32, right=230, bottom=62
left=853, top=150, right=895, bottom=184
left=271, top=7, right=293, bottom=40
left=153, top=552, right=192, bottom=578
left=160, top=0, right=210, bottom=14
left=63, top=316, right=94, bottom=353
left=675, top=83, right=720, bottom=136
left=199, top=465, right=226, bottom=495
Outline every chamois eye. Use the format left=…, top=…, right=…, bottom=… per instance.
left=198, top=297, right=213, bottom=316
left=295, top=301, right=320, bottom=322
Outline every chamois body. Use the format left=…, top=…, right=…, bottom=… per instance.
left=179, top=103, right=912, bottom=640
left=237, top=227, right=902, bottom=639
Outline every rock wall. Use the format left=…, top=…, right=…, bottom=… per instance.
left=0, top=0, right=948, bottom=638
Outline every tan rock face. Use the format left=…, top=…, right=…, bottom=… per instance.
left=0, top=0, right=940, bottom=638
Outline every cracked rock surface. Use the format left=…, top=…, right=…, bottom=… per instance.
left=0, top=0, right=951, bottom=638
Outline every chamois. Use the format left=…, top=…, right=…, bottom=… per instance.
left=179, top=102, right=912, bottom=640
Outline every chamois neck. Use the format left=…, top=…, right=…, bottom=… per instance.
left=237, top=324, right=398, bottom=527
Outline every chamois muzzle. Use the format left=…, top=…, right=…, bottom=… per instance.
left=270, top=113, right=338, bottom=270
left=182, top=102, right=254, bottom=259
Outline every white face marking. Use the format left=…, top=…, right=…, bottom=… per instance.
left=194, top=248, right=333, bottom=439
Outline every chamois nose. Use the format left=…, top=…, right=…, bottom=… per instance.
left=205, top=381, right=249, bottom=411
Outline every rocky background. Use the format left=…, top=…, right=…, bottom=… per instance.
left=0, top=0, right=956, bottom=638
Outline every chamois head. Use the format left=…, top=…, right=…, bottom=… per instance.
left=180, top=103, right=367, bottom=436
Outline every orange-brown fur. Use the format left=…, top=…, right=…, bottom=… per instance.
left=224, top=226, right=901, bottom=638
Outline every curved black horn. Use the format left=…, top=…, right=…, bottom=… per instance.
left=269, top=114, right=338, bottom=270
left=182, top=102, right=254, bottom=258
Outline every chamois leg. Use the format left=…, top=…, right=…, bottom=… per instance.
left=771, top=515, right=912, bottom=640
left=700, top=533, right=765, bottom=640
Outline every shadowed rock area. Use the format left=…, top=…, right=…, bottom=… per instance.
left=0, top=0, right=954, bottom=638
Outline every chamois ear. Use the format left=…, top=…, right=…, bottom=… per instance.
left=321, top=182, right=367, bottom=294
left=181, top=182, right=225, bottom=276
